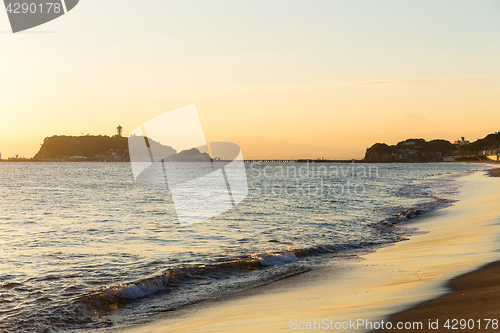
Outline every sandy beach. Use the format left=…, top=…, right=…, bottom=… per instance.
left=489, top=168, right=500, bottom=177
left=375, top=260, right=500, bottom=332
left=374, top=168, right=500, bottom=332
left=109, top=170, right=500, bottom=333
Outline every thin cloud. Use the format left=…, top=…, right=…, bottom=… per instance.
left=354, top=78, right=460, bottom=85
left=219, top=77, right=485, bottom=91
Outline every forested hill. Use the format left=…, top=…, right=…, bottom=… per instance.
left=457, top=132, right=500, bottom=154
left=34, top=135, right=129, bottom=161
left=364, top=131, right=500, bottom=162
left=364, top=138, right=456, bottom=162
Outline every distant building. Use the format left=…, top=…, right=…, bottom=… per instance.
left=454, top=137, right=470, bottom=145
left=117, top=125, right=123, bottom=137
left=391, top=150, right=403, bottom=160
left=0, top=152, right=2, bottom=160
left=8, top=155, right=28, bottom=161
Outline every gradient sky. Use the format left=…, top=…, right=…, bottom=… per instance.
left=1, top=0, right=500, bottom=159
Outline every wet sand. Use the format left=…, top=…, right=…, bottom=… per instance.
left=488, top=168, right=500, bottom=177
left=113, top=172, right=500, bottom=333
left=376, top=260, right=500, bottom=332
left=374, top=168, right=500, bottom=332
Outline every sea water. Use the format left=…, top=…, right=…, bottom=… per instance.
left=0, top=162, right=485, bottom=332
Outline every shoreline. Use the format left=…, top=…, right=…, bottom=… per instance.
left=1, top=160, right=499, bottom=164
left=375, top=260, right=500, bottom=332
left=105, top=170, right=500, bottom=333
left=372, top=168, right=500, bottom=332
left=488, top=168, right=500, bottom=177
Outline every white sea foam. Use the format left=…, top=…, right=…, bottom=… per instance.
left=102, top=273, right=170, bottom=300
left=252, top=252, right=298, bottom=266
left=399, top=175, right=463, bottom=198
left=469, top=165, right=496, bottom=172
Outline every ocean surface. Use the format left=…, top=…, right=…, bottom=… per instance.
left=0, top=162, right=486, bottom=332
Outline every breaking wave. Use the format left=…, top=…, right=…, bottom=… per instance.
left=252, top=252, right=298, bottom=266
left=101, top=273, right=170, bottom=301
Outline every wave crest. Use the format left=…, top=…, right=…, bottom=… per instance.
left=251, top=252, right=298, bottom=266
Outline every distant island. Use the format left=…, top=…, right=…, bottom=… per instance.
left=2, top=126, right=499, bottom=163
left=33, top=134, right=130, bottom=162
left=364, top=132, right=500, bottom=163
left=33, top=134, right=182, bottom=162
left=29, top=126, right=209, bottom=162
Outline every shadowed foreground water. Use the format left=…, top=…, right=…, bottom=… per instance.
left=0, top=162, right=484, bottom=332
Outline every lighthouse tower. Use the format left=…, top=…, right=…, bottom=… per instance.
left=117, top=125, right=123, bottom=137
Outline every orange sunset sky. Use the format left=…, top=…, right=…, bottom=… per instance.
left=1, top=1, right=500, bottom=159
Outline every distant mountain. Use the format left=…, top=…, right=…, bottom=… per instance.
left=364, top=131, right=500, bottom=162
left=374, top=113, right=450, bottom=145
left=228, top=136, right=364, bottom=160
left=380, top=113, right=441, bottom=132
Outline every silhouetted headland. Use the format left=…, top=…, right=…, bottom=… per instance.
left=32, top=135, right=130, bottom=162
left=2, top=130, right=499, bottom=163
left=364, top=132, right=500, bottom=163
